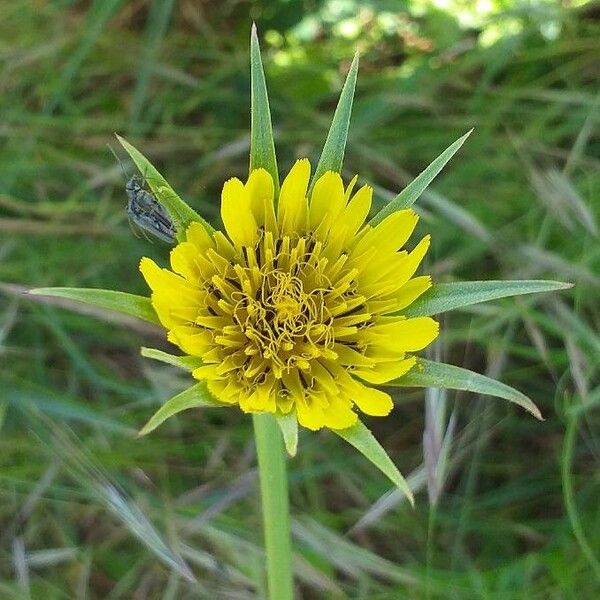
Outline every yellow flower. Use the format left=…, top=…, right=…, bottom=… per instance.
left=140, top=159, right=438, bottom=431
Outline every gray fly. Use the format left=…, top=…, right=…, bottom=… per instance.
left=109, top=144, right=176, bottom=243
left=125, top=176, right=176, bottom=243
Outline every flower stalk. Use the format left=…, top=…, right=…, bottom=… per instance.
left=253, top=413, right=294, bottom=600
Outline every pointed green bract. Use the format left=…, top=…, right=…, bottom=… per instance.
left=390, top=358, right=542, bottom=420
left=370, top=129, right=472, bottom=226
left=30, top=287, right=159, bottom=324
left=141, top=347, right=202, bottom=371
left=116, top=134, right=213, bottom=240
left=275, top=413, right=298, bottom=457
left=311, top=53, right=359, bottom=189
left=334, top=420, right=414, bottom=506
left=139, top=383, right=222, bottom=436
left=250, top=24, right=279, bottom=195
left=404, top=280, right=572, bottom=317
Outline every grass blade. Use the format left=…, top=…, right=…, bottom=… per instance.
left=561, top=413, right=600, bottom=581
left=47, top=0, right=124, bottom=113
left=30, top=287, right=158, bottom=324
left=139, top=383, right=222, bottom=435
left=311, top=53, right=359, bottom=187
left=334, top=420, right=414, bottom=506
left=370, top=130, right=472, bottom=226
left=25, top=412, right=194, bottom=581
left=390, top=358, right=542, bottom=420
left=250, top=24, right=279, bottom=194
left=404, top=280, right=572, bottom=317
left=129, top=0, right=176, bottom=133
left=7, top=381, right=132, bottom=434
left=116, top=135, right=213, bottom=239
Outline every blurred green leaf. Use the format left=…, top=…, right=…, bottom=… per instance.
left=139, top=383, right=222, bottom=436
left=117, top=135, right=213, bottom=239
left=129, top=0, right=176, bottom=133
left=30, top=287, right=159, bottom=324
left=8, top=382, right=132, bottom=433
left=0, top=401, right=7, bottom=431
left=250, top=24, right=279, bottom=194
left=47, top=0, right=124, bottom=112
left=275, top=413, right=298, bottom=457
left=370, top=129, right=472, bottom=226
left=312, top=53, right=359, bottom=188
left=334, top=420, right=414, bottom=506
left=404, top=280, right=572, bottom=317
left=390, top=359, right=542, bottom=420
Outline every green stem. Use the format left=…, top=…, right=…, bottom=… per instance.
left=253, top=413, right=294, bottom=600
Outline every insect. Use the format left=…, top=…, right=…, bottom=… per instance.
left=125, top=176, right=176, bottom=243
left=109, top=145, right=176, bottom=243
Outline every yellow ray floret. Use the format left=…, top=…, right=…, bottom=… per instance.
left=140, top=160, right=439, bottom=431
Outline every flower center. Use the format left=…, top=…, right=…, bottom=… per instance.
left=271, top=273, right=304, bottom=323
left=221, top=232, right=346, bottom=382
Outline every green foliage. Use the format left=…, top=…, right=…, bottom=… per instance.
left=311, top=53, right=359, bottom=187
left=30, top=287, right=159, bottom=324
left=390, top=358, right=542, bottom=419
left=335, top=420, right=414, bottom=505
left=140, top=347, right=203, bottom=371
left=275, top=412, right=299, bottom=457
left=250, top=24, right=279, bottom=194
left=405, top=280, right=572, bottom=317
left=1, top=2, right=599, bottom=598
left=139, top=382, right=222, bottom=435
left=370, top=129, right=472, bottom=225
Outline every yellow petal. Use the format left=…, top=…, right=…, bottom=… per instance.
left=295, top=393, right=325, bottom=431
left=326, top=184, right=373, bottom=257
left=140, top=257, right=193, bottom=295
left=343, top=185, right=372, bottom=237
left=366, top=276, right=432, bottom=314
left=358, top=236, right=431, bottom=296
left=344, top=174, right=358, bottom=201
left=140, top=257, right=201, bottom=328
left=309, top=171, right=345, bottom=235
left=354, top=356, right=416, bottom=385
left=367, top=316, right=439, bottom=352
left=171, top=325, right=214, bottom=356
left=350, top=209, right=418, bottom=258
left=351, top=382, right=394, bottom=417
left=186, top=222, right=214, bottom=253
left=212, top=231, right=237, bottom=262
left=278, top=159, right=310, bottom=234
left=322, top=394, right=357, bottom=429
left=246, top=168, right=277, bottom=234
left=192, top=364, right=220, bottom=380
left=221, top=177, right=258, bottom=247
left=207, top=378, right=239, bottom=404
left=170, top=242, right=200, bottom=281
left=239, top=379, right=276, bottom=413
left=392, top=236, right=431, bottom=290
left=333, top=343, right=375, bottom=368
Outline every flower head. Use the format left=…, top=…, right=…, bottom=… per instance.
left=140, top=159, right=438, bottom=430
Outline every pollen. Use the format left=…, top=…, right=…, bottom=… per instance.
left=140, top=160, right=439, bottom=430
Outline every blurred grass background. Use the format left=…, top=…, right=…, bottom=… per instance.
left=1, top=0, right=599, bottom=598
